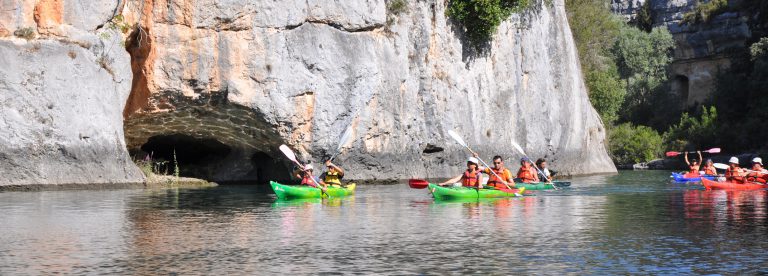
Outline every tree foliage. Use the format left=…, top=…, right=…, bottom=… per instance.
left=447, top=0, right=530, bottom=49
left=662, top=106, right=718, bottom=151
left=608, top=123, right=663, bottom=165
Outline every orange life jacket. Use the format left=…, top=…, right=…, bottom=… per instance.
left=517, top=167, right=538, bottom=183
left=486, top=167, right=511, bottom=188
left=462, top=170, right=480, bottom=187
left=689, top=165, right=700, bottom=174
left=747, top=169, right=767, bottom=183
left=702, top=166, right=717, bottom=176
left=726, top=167, right=746, bottom=183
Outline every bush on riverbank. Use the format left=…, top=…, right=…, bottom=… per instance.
left=608, top=123, right=663, bottom=165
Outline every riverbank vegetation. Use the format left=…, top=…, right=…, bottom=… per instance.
left=568, top=0, right=768, bottom=165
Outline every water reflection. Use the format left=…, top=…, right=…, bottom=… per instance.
left=0, top=172, right=767, bottom=274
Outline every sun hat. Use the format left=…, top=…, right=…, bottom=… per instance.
left=752, top=157, right=763, bottom=165
left=729, top=157, right=739, bottom=164
left=467, top=157, right=479, bottom=165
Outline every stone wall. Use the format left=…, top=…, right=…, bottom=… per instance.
left=120, top=0, right=616, bottom=182
left=0, top=0, right=144, bottom=185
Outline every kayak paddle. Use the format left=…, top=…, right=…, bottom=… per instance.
left=447, top=130, right=519, bottom=195
left=278, top=144, right=328, bottom=194
left=511, top=141, right=556, bottom=189
left=665, top=148, right=721, bottom=157
left=408, top=179, right=430, bottom=189
left=328, top=122, right=355, bottom=162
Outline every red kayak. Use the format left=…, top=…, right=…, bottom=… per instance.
left=701, top=178, right=766, bottom=190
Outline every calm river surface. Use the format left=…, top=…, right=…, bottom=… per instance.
left=1, top=171, right=767, bottom=274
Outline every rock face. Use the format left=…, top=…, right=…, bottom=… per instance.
left=0, top=1, right=144, bottom=185
left=611, top=0, right=751, bottom=106
left=120, top=0, right=616, bottom=182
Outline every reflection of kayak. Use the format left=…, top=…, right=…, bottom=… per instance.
left=428, top=184, right=525, bottom=199
left=701, top=178, right=766, bottom=190
left=271, top=198, right=322, bottom=207
left=671, top=172, right=716, bottom=183
left=270, top=181, right=356, bottom=199
left=513, top=181, right=570, bottom=190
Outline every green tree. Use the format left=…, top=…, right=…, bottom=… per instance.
left=662, top=106, right=718, bottom=151
left=585, top=67, right=625, bottom=125
left=608, top=123, right=663, bottom=165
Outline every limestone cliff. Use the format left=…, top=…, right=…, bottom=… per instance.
left=0, top=0, right=144, bottom=185
left=0, top=0, right=616, bottom=185
left=611, top=0, right=752, bottom=106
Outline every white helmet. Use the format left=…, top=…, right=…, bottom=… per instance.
left=729, top=157, right=739, bottom=164
left=467, top=157, right=479, bottom=165
left=753, top=157, right=763, bottom=165
left=304, top=164, right=314, bottom=171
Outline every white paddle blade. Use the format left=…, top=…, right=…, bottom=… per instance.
left=337, top=125, right=354, bottom=151
left=279, top=144, right=298, bottom=163
left=713, top=163, right=729, bottom=170
left=447, top=130, right=468, bottom=148
left=511, top=141, right=527, bottom=156
left=706, top=148, right=721, bottom=154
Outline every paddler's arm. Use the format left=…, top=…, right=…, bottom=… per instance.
left=697, top=151, right=703, bottom=163
left=325, top=160, right=344, bottom=176
left=684, top=152, right=690, bottom=165
left=440, top=175, right=462, bottom=186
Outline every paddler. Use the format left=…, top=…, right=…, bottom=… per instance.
left=746, top=157, right=768, bottom=184
left=516, top=157, right=539, bottom=183
left=439, top=156, right=483, bottom=188
left=684, top=151, right=702, bottom=175
left=702, top=159, right=717, bottom=176
left=477, top=155, right=514, bottom=189
left=725, top=157, right=747, bottom=184
left=535, top=158, right=554, bottom=182
left=294, top=164, right=325, bottom=189
left=320, top=160, right=345, bottom=187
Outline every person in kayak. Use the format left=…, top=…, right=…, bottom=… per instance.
left=439, top=156, right=483, bottom=188
left=294, top=164, right=326, bottom=189
left=320, top=160, right=345, bottom=187
left=746, top=157, right=768, bottom=184
left=684, top=151, right=703, bottom=175
left=702, top=159, right=717, bottom=176
left=535, top=158, right=554, bottom=183
left=725, top=157, right=747, bottom=184
left=516, top=157, right=539, bottom=183
left=478, top=155, right=514, bottom=189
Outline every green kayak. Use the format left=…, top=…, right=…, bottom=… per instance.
left=270, top=181, right=356, bottom=199
left=513, top=181, right=571, bottom=190
left=428, top=184, right=526, bottom=200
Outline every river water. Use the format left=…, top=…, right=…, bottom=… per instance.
left=1, top=171, right=767, bottom=274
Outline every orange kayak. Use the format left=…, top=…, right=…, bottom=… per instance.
left=701, top=178, right=766, bottom=190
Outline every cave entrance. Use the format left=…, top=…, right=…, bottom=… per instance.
left=673, top=75, right=690, bottom=105
left=140, top=134, right=231, bottom=179
left=250, top=152, right=294, bottom=185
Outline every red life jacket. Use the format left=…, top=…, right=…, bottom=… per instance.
left=301, top=175, right=318, bottom=187
left=462, top=170, right=480, bottom=187
left=517, top=167, right=537, bottom=183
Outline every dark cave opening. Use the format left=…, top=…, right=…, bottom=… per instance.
left=138, top=134, right=231, bottom=178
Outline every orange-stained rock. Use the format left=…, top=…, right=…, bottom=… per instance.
left=33, top=0, right=63, bottom=35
